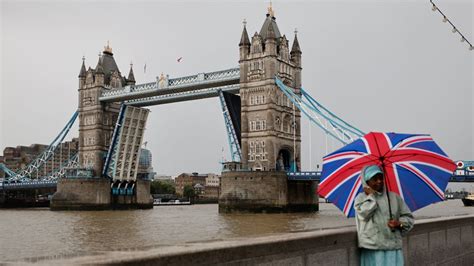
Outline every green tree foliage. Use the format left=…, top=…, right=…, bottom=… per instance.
left=183, top=184, right=195, bottom=200
left=150, top=180, right=176, bottom=195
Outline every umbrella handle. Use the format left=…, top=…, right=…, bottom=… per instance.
left=382, top=165, right=396, bottom=232
left=381, top=165, right=393, bottom=219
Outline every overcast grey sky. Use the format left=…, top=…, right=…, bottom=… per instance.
left=1, top=0, right=473, bottom=176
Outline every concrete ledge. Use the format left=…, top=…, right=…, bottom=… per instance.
left=19, top=215, right=474, bottom=265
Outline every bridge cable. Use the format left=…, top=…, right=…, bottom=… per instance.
left=7, top=111, right=79, bottom=182
left=275, top=77, right=364, bottom=145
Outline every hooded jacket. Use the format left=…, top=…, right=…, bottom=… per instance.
left=354, top=171, right=414, bottom=250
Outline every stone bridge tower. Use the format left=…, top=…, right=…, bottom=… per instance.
left=77, top=43, right=135, bottom=176
left=239, top=6, right=302, bottom=172
left=51, top=43, right=147, bottom=210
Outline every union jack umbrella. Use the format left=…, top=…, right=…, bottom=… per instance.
left=318, top=132, right=456, bottom=217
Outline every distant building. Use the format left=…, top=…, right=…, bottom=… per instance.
left=137, top=148, right=155, bottom=180
left=206, top=173, right=220, bottom=187
left=174, top=172, right=220, bottom=199
left=175, top=172, right=207, bottom=196
left=204, top=173, right=220, bottom=199
left=0, top=138, right=79, bottom=179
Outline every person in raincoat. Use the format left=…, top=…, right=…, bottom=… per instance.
left=354, top=165, right=414, bottom=266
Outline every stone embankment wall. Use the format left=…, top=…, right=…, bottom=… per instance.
left=34, top=215, right=474, bottom=265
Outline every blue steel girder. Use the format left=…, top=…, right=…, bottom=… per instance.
left=287, top=172, right=321, bottom=181
left=43, top=153, right=79, bottom=181
left=7, top=111, right=79, bottom=182
left=127, top=84, right=240, bottom=107
left=102, top=104, right=127, bottom=178
left=217, top=90, right=242, bottom=162
left=1, top=180, right=57, bottom=190
left=99, top=68, right=240, bottom=103
left=0, top=163, right=16, bottom=177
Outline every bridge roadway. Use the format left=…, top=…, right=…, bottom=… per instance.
left=2, top=172, right=473, bottom=191
left=0, top=172, right=321, bottom=191
left=99, top=68, right=240, bottom=106
left=1, top=180, right=57, bottom=190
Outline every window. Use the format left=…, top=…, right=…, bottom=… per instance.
left=250, top=121, right=256, bottom=131
left=248, top=140, right=267, bottom=162
left=250, top=119, right=266, bottom=131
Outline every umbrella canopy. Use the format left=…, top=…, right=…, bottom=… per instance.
left=318, top=132, right=456, bottom=217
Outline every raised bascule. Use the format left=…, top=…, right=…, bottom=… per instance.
left=2, top=6, right=470, bottom=210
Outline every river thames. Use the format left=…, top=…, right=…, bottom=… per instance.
left=1, top=196, right=473, bottom=263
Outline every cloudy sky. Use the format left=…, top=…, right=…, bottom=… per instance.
left=1, top=0, right=472, bottom=176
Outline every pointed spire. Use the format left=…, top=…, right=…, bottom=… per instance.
left=127, top=62, right=135, bottom=83
left=291, top=29, right=301, bottom=54
left=265, top=20, right=276, bottom=40
left=239, top=19, right=250, bottom=46
left=260, top=8, right=281, bottom=42
left=78, top=56, right=86, bottom=78
left=95, top=53, right=104, bottom=74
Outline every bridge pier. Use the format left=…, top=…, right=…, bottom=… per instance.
left=51, top=178, right=152, bottom=210
left=219, top=171, right=318, bottom=213
left=51, top=178, right=111, bottom=210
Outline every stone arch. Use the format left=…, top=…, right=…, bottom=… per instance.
left=276, top=148, right=292, bottom=171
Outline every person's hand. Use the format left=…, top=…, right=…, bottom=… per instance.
left=364, top=186, right=375, bottom=195
left=387, top=220, right=401, bottom=229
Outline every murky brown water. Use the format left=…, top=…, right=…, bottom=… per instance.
left=1, top=200, right=473, bottom=262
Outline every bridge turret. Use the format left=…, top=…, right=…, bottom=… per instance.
left=263, top=19, right=277, bottom=57
left=290, top=32, right=302, bottom=88
left=78, top=56, right=86, bottom=89
left=239, top=20, right=250, bottom=61
left=94, top=56, right=105, bottom=86
left=126, top=63, right=136, bottom=86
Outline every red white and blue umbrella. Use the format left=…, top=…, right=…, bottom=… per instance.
left=318, top=132, right=456, bottom=217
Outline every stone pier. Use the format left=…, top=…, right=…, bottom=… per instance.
left=219, top=170, right=318, bottom=213
left=51, top=177, right=152, bottom=210
left=50, top=178, right=111, bottom=210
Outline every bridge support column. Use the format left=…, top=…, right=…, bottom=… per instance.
left=51, top=178, right=153, bottom=210
left=219, top=171, right=318, bottom=213
left=50, top=178, right=111, bottom=210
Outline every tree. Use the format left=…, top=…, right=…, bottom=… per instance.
left=183, top=185, right=195, bottom=201
left=150, top=180, right=176, bottom=195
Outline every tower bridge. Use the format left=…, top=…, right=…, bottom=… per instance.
left=2, top=6, right=469, bottom=210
